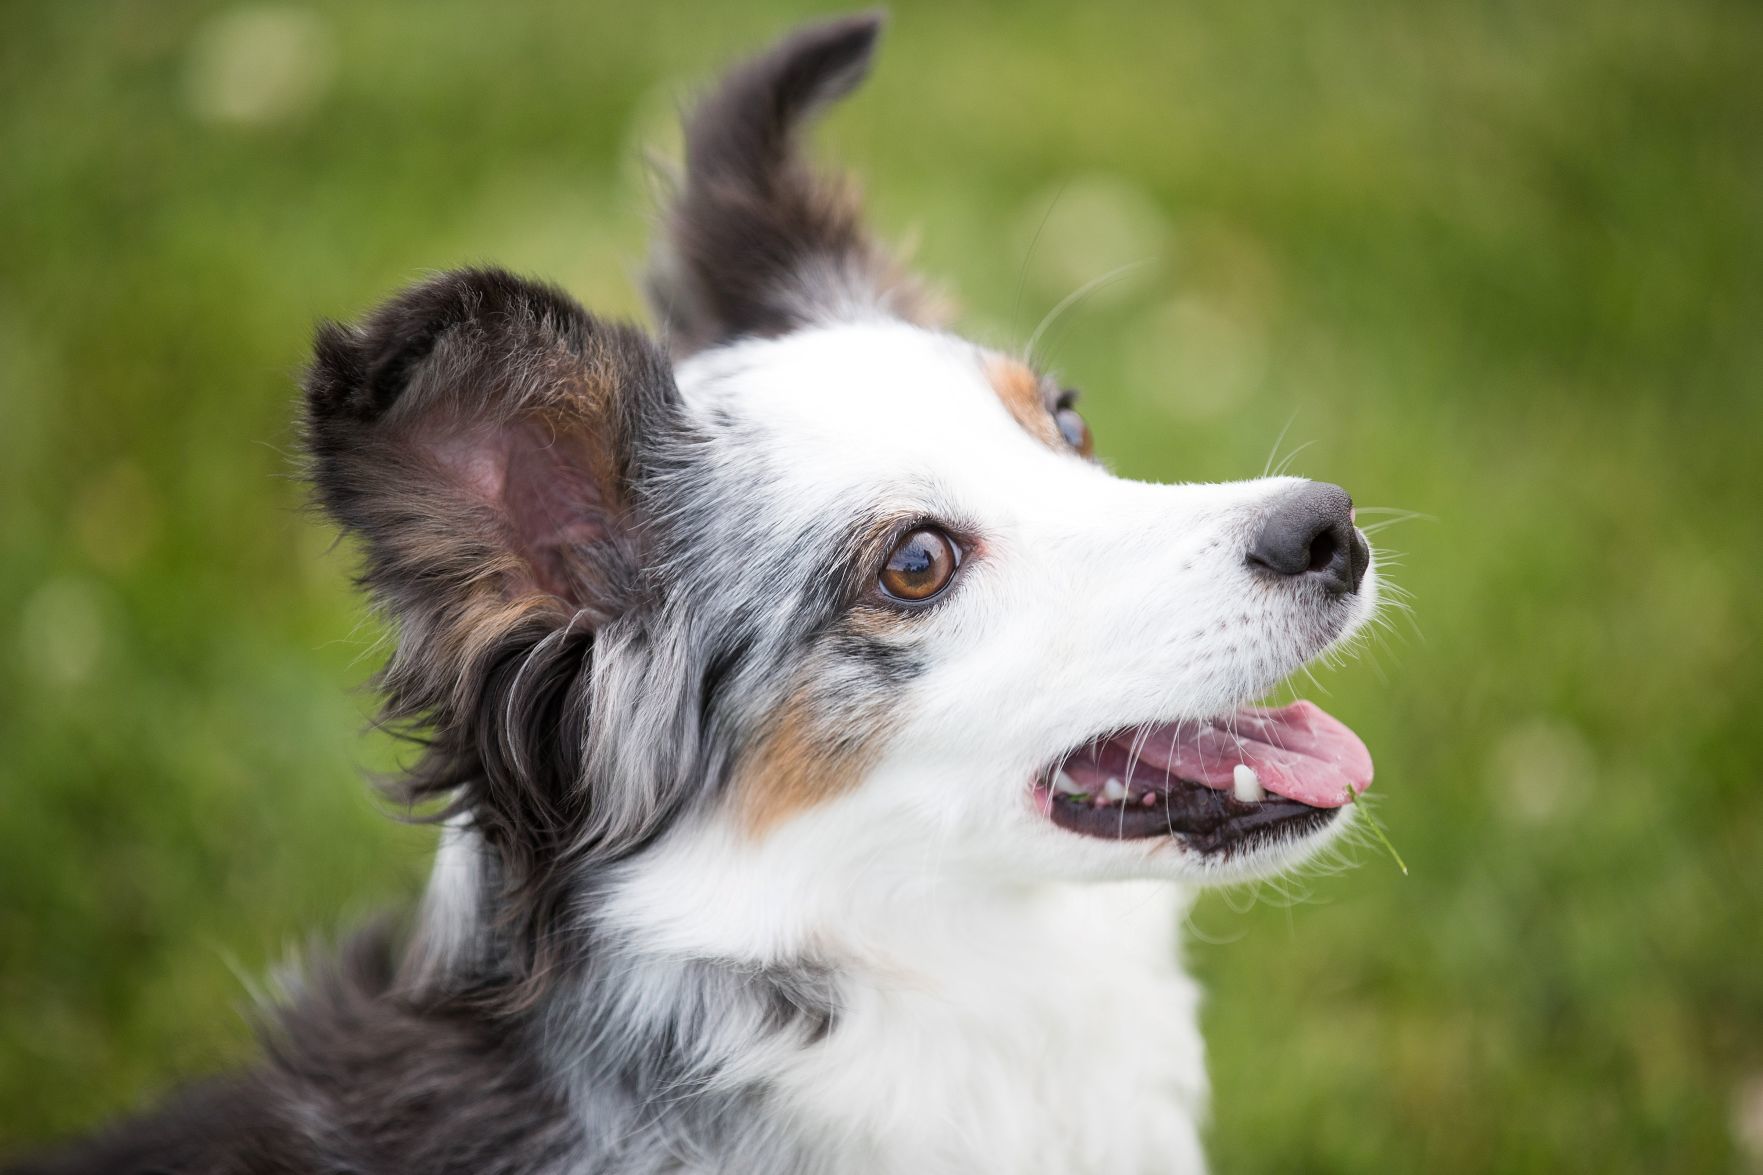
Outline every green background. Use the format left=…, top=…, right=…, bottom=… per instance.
left=3, top=1, right=1760, bottom=1169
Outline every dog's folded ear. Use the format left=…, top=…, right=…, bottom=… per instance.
left=647, top=12, right=943, bottom=355
left=303, top=267, right=678, bottom=715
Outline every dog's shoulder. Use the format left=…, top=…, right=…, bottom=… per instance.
left=8, top=926, right=581, bottom=1175
left=5, top=1076, right=300, bottom=1175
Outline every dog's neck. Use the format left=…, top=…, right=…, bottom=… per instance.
left=412, top=822, right=1213, bottom=1174
left=756, top=878, right=1211, bottom=1174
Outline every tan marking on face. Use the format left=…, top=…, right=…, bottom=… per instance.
left=740, top=688, right=884, bottom=835
left=984, top=355, right=1061, bottom=449
left=844, top=601, right=913, bottom=640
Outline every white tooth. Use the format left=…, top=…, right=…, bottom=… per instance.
left=1102, top=777, right=1128, bottom=804
left=1053, top=770, right=1084, bottom=796
left=1233, top=763, right=1265, bottom=803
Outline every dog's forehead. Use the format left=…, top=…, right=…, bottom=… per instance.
left=674, top=321, right=1058, bottom=493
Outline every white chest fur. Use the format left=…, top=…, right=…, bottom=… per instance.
left=772, top=882, right=1209, bottom=1175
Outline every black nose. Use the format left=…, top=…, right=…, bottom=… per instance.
left=1247, top=482, right=1369, bottom=596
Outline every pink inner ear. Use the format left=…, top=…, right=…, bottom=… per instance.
left=430, top=429, right=510, bottom=502
left=428, top=417, right=617, bottom=604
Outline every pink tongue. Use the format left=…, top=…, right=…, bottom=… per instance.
left=1140, top=701, right=1374, bottom=808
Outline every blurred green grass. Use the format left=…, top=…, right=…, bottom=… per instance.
left=2, top=0, right=1760, bottom=1168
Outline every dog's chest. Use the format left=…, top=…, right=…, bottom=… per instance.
left=772, top=883, right=1209, bottom=1175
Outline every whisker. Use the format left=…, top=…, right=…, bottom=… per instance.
left=1353, top=507, right=1435, bottom=521
left=1181, top=904, right=1248, bottom=946
left=1011, top=178, right=1071, bottom=339
left=1024, top=259, right=1155, bottom=362
left=1270, top=439, right=1319, bottom=480
left=1261, top=413, right=1299, bottom=479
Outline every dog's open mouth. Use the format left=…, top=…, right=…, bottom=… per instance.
left=1034, top=701, right=1374, bottom=856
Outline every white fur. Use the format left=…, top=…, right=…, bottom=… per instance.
left=402, top=817, right=486, bottom=990
left=510, top=319, right=1383, bottom=1172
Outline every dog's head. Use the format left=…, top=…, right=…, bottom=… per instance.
left=304, top=15, right=1378, bottom=971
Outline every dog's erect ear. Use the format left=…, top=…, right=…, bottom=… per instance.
left=304, top=268, right=678, bottom=715
left=647, top=12, right=943, bottom=355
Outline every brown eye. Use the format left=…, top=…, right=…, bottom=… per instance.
left=879, top=528, right=960, bottom=603
left=1054, top=390, right=1093, bottom=456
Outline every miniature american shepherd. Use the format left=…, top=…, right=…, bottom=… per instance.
left=14, top=14, right=1382, bottom=1175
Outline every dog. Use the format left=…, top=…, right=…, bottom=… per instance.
left=12, top=14, right=1380, bottom=1174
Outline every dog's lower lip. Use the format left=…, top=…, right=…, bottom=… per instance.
left=1037, top=774, right=1336, bottom=854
